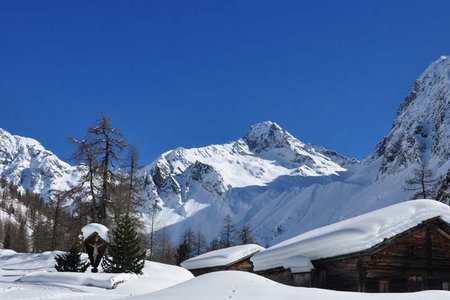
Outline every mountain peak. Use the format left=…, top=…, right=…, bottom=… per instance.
left=243, top=121, right=301, bottom=152
left=371, top=55, right=450, bottom=174
left=245, top=121, right=283, bottom=138
left=396, top=54, right=450, bottom=117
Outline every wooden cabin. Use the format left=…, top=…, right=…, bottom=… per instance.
left=181, top=244, right=264, bottom=276
left=252, top=200, right=450, bottom=292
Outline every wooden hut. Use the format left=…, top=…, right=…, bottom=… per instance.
left=181, top=244, right=264, bottom=276
left=251, top=200, right=450, bottom=292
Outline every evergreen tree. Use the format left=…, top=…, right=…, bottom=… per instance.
left=208, top=238, right=222, bottom=251
left=174, top=240, right=191, bottom=265
left=70, top=138, right=99, bottom=222
left=3, top=225, right=11, bottom=249
left=111, top=146, right=146, bottom=223
left=71, top=115, right=126, bottom=224
left=181, top=227, right=196, bottom=257
left=404, top=163, right=438, bottom=199
left=50, top=191, right=64, bottom=251
left=15, top=218, right=29, bottom=252
left=238, top=224, right=255, bottom=245
left=102, top=214, right=145, bottom=274
left=32, top=219, right=53, bottom=252
left=90, top=116, right=126, bottom=222
left=220, top=214, right=236, bottom=248
left=147, top=193, right=162, bottom=261
left=55, top=243, right=90, bottom=272
left=194, top=230, right=207, bottom=256
left=436, top=169, right=450, bottom=205
left=152, top=227, right=174, bottom=264
left=124, top=144, right=144, bottom=214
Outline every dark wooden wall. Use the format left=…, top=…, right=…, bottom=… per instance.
left=227, top=257, right=254, bottom=272
left=256, top=267, right=295, bottom=286
left=256, top=218, right=450, bottom=293
left=358, top=218, right=450, bottom=292
left=189, top=265, right=226, bottom=277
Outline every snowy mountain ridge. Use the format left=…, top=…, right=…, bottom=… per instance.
left=0, top=128, right=79, bottom=198
left=144, top=121, right=351, bottom=192
left=0, top=55, right=449, bottom=246
left=139, top=121, right=355, bottom=235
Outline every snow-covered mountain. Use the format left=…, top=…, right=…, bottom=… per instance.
left=0, top=129, right=79, bottom=198
left=140, top=121, right=357, bottom=239
left=369, top=55, right=450, bottom=175
left=1, top=55, right=449, bottom=247
left=142, top=55, right=450, bottom=246
left=143, top=121, right=354, bottom=200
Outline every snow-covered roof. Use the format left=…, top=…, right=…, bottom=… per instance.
left=181, top=244, right=265, bottom=270
left=81, top=223, right=109, bottom=242
left=252, top=199, right=450, bottom=271
left=283, top=255, right=314, bottom=273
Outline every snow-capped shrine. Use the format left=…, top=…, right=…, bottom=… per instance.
left=251, top=200, right=450, bottom=292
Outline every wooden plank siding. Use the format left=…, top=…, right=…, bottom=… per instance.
left=255, top=217, right=450, bottom=292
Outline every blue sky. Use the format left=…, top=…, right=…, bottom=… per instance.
left=0, top=1, right=449, bottom=164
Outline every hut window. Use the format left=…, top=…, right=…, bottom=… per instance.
left=409, top=246, right=415, bottom=256
left=379, top=280, right=389, bottom=292
left=443, top=282, right=449, bottom=291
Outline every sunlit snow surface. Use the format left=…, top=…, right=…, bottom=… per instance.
left=126, top=271, right=450, bottom=300
left=1, top=250, right=450, bottom=299
left=0, top=249, right=193, bottom=299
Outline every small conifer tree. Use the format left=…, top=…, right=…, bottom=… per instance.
left=174, top=240, right=191, bottom=265
left=238, top=224, right=255, bottom=245
left=220, top=214, right=236, bottom=248
left=102, top=214, right=145, bottom=274
left=55, top=243, right=90, bottom=272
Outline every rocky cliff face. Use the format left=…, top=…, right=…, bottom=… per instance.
left=370, top=56, right=450, bottom=175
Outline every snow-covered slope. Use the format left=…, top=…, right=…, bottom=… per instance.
left=141, top=55, right=450, bottom=246
left=0, top=128, right=79, bottom=197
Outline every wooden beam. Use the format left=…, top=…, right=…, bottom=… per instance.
left=436, top=227, right=450, bottom=240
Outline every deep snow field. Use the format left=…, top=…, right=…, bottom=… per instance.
left=1, top=249, right=450, bottom=300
